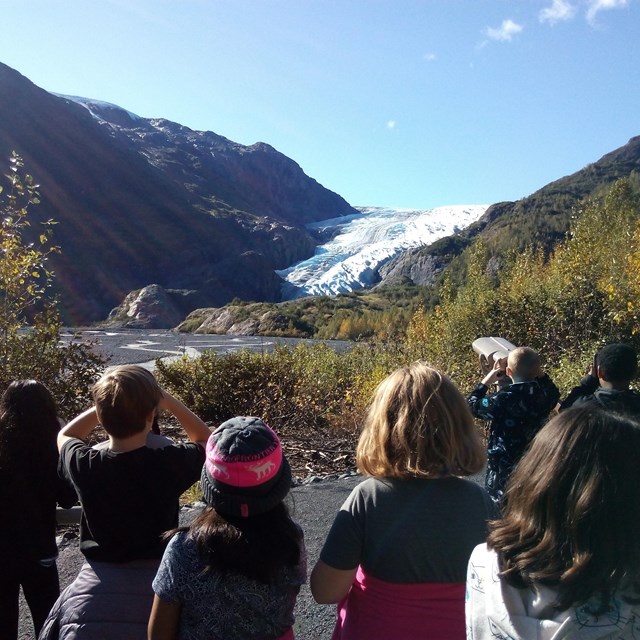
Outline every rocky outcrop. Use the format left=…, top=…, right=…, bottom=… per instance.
left=377, top=233, right=473, bottom=288
left=178, top=305, right=296, bottom=336
left=106, top=285, right=192, bottom=329
left=378, top=251, right=447, bottom=287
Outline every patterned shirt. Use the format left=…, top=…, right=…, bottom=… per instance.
left=153, top=530, right=306, bottom=640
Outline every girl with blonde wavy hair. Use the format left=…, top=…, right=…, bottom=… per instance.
left=311, top=362, right=496, bottom=640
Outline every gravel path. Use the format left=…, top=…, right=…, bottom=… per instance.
left=19, top=471, right=485, bottom=639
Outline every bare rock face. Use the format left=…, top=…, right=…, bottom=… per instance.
left=107, top=285, right=187, bottom=329
left=377, top=251, right=447, bottom=287
left=178, top=305, right=296, bottom=336
left=187, top=307, right=264, bottom=335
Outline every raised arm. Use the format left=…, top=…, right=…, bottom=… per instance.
left=57, top=407, right=99, bottom=451
left=159, top=391, right=210, bottom=446
left=559, top=355, right=599, bottom=411
left=467, top=361, right=508, bottom=421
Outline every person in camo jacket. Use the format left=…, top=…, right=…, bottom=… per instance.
left=467, top=346, right=559, bottom=506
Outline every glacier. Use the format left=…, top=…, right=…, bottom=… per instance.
left=276, top=204, right=488, bottom=299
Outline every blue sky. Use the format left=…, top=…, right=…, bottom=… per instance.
left=1, top=0, right=638, bottom=209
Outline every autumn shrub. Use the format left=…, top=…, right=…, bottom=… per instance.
left=153, top=179, right=640, bottom=444
left=155, top=339, right=409, bottom=438
left=406, top=179, right=640, bottom=395
left=0, top=153, right=105, bottom=416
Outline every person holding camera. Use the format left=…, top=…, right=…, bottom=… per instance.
left=559, top=343, right=640, bottom=417
left=467, top=347, right=559, bottom=506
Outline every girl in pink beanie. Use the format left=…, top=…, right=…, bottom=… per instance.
left=149, top=416, right=306, bottom=640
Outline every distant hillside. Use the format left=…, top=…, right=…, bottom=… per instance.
left=0, top=63, right=357, bottom=324
left=175, top=286, right=419, bottom=339
left=380, top=136, right=640, bottom=287
left=164, top=136, right=640, bottom=338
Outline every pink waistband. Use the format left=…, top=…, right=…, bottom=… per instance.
left=332, top=566, right=465, bottom=640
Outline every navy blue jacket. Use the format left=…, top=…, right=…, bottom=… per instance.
left=467, top=374, right=559, bottom=503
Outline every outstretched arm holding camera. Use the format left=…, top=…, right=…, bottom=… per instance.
left=467, top=360, right=509, bottom=421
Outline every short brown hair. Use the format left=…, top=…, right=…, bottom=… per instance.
left=489, top=407, right=640, bottom=611
left=92, top=365, right=162, bottom=438
left=507, top=347, right=540, bottom=381
left=356, top=362, right=485, bottom=478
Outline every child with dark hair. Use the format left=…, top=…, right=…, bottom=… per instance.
left=0, top=381, right=76, bottom=639
left=466, top=406, right=640, bottom=638
left=40, top=365, right=211, bottom=640
left=311, top=362, right=495, bottom=640
left=467, top=346, right=559, bottom=505
left=560, top=343, right=640, bottom=416
left=148, top=416, right=305, bottom=640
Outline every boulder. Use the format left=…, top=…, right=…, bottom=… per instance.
left=106, top=284, right=187, bottom=329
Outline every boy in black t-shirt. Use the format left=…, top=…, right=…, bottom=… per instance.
left=40, top=365, right=210, bottom=639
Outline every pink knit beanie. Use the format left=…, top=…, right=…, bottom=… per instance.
left=200, top=416, right=292, bottom=517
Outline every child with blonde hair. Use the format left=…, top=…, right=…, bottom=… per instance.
left=467, top=346, right=559, bottom=505
left=311, top=362, right=496, bottom=640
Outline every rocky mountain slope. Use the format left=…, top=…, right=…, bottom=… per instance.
left=379, top=136, right=640, bottom=287
left=0, top=63, right=356, bottom=324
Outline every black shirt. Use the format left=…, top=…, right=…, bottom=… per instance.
left=60, top=439, right=204, bottom=562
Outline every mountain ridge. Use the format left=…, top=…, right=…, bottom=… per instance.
left=2, top=63, right=639, bottom=330
left=0, top=63, right=356, bottom=324
left=378, top=135, right=640, bottom=288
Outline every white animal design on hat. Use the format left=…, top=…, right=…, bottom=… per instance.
left=209, top=460, right=230, bottom=479
left=249, top=460, right=276, bottom=480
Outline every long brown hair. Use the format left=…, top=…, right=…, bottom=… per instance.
left=356, top=362, right=485, bottom=478
left=173, top=502, right=302, bottom=584
left=489, top=406, right=640, bottom=611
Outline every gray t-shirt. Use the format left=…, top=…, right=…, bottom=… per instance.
left=320, top=476, right=497, bottom=583
left=153, top=530, right=306, bottom=639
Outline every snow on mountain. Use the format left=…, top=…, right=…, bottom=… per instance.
left=54, top=94, right=142, bottom=123
left=276, top=204, right=488, bottom=298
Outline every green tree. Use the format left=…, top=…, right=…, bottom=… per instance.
left=406, top=179, right=640, bottom=395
